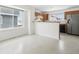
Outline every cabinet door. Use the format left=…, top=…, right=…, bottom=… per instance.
left=45, top=14, right=48, bottom=20
left=42, top=14, right=48, bottom=21
left=35, top=12, right=40, bottom=16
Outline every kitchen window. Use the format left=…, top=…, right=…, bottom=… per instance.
left=0, top=5, right=24, bottom=29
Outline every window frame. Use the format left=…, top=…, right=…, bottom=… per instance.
left=0, top=5, right=25, bottom=30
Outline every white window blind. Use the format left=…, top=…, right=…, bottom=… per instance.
left=0, top=5, right=24, bottom=29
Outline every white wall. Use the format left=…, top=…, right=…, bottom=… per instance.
left=65, top=6, right=79, bottom=11
left=15, top=5, right=35, bottom=35
left=0, top=5, right=35, bottom=41
left=0, top=27, right=26, bottom=41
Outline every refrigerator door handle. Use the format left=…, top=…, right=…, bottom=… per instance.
left=67, top=19, right=70, bottom=24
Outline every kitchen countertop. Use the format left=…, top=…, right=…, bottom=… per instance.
left=32, top=21, right=60, bottom=23
left=32, top=20, right=67, bottom=24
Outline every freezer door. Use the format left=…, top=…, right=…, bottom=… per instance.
left=66, top=14, right=72, bottom=34
left=71, top=14, right=79, bottom=35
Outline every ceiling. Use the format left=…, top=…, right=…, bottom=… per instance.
left=31, top=5, right=77, bottom=11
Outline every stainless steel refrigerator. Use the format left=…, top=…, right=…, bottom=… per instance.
left=67, top=14, right=79, bottom=35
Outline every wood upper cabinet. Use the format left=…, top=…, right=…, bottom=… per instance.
left=35, top=12, right=48, bottom=22
left=65, top=10, right=79, bottom=14
left=64, top=10, right=79, bottom=19
left=42, top=13, right=48, bottom=20
left=35, top=12, right=40, bottom=16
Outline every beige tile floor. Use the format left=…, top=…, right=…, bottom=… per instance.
left=0, top=33, right=79, bottom=54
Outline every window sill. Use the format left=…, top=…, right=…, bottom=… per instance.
left=0, top=26, right=24, bottom=31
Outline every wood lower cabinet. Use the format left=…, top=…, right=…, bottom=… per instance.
left=60, top=24, right=66, bottom=33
